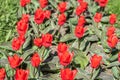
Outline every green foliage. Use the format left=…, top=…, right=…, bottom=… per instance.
left=0, top=0, right=19, bottom=43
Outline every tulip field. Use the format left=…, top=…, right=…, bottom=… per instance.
left=0, top=0, right=120, bottom=80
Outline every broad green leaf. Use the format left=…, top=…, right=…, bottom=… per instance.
left=112, top=67, right=120, bottom=79
left=23, top=35, right=31, bottom=49
left=101, top=16, right=109, bottom=23
left=0, top=42, right=12, bottom=51
left=72, top=48, right=88, bottom=69
left=60, top=33, right=76, bottom=42
left=107, top=61, right=120, bottom=68
left=85, top=35, right=99, bottom=42
left=92, top=68, right=100, bottom=80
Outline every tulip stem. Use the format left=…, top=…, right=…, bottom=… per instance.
left=90, top=68, right=94, bottom=79
left=78, top=38, right=81, bottom=49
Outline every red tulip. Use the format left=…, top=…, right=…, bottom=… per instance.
left=0, top=68, right=6, bottom=80
left=80, top=1, right=88, bottom=12
left=15, top=69, right=29, bottom=80
left=21, top=14, right=30, bottom=23
left=58, top=2, right=67, bottom=13
left=76, top=6, right=83, bottom=16
left=44, top=10, right=51, bottom=19
left=118, top=52, right=120, bottom=62
left=109, top=14, right=117, bottom=24
left=18, top=35, right=26, bottom=45
left=106, top=26, right=116, bottom=37
left=78, top=16, right=86, bottom=26
left=58, top=13, right=66, bottom=26
left=57, top=43, right=68, bottom=53
left=94, top=13, right=102, bottom=23
left=58, top=51, right=74, bottom=66
left=34, top=8, right=45, bottom=24
left=60, top=68, right=77, bottom=80
left=78, top=0, right=84, bottom=3
left=90, top=54, right=102, bottom=68
left=39, top=0, right=48, bottom=8
left=95, top=0, right=108, bottom=7
left=42, top=33, right=53, bottom=47
left=34, top=38, right=42, bottom=47
left=17, top=20, right=28, bottom=36
left=20, top=0, right=31, bottom=7
left=31, top=52, right=41, bottom=67
left=107, top=34, right=118, bottom=48
left=12, top=37, right=22, bottom=51
left=74, top=26, right=86, bottom=38
left=8, top=54, right=22, bottom=68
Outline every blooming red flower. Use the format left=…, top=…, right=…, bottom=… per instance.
left=78, top=0, right=84, bottom=3
left=58, top=51, right=74, bottom=66
left=57, top=43, right=68, bottom=53
left=58, top=2, right=67, bottom=13
left=18, top=35, right=26, bottom=45
left=20, top=0, right=31, bottom=7
left=106, top=26, right=116, bottom=37
left=78, top=16, right=86, bottom=26
left=0, top=68, right=6, bottom=80
left=109, top=14, right=117, bottom=24
left=60, top=68, right=77, bottom=80
left=58, top=13, right=66, bottom=26
left=12, top=37, right=22, bottom=51
left=17, top=20, right=28, bottom=36
left=96, top=0, right=108, bottom=7
left=15, top=69, right=29, bottom=80
left=31, top=52, right=41, bottom=67
left=34, top=38, right=42, bottom=47
left=21, top=14, right=30, bottom=23
left=94, top=13, right=102, bottom=23
left=75, top=2, right=87, bottom=16
left=118, top=52, right=120, bottom=62
left=107, top=34, right=118, bottom=48
left=39, top=0, right=48, bottom=8
left=74, top=26, right=86, bottom=38
left=34, top=8, right=45, bottom=24
left=42, top=33, right=53, bottom=47
left=90, top=54, right=102, bottom=68
left=8, top=54, right=22, bottom=68
left=44, top=10, right=51, bottom=19
left=75, top=6, right=83, bottom=16
left=80, top=1, right=88, bottom=11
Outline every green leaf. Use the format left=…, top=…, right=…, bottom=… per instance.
left=107, top=61, right=120, bottom=68
left=116, top=42, right=120, bottom=50
left=92, top=68, right=100, bottom=80
left=23, top=35, right=31, bottom=49
left=85, top=35, right=99, bottom=42
left=60, top=33, right=76, bottom=42
left=101, top=16, right=109, bottom=23
left=69, top=17, right=78, bottom=25
left=112, top=67, right=120, bottom=79
left=72, top=48, right=88, bottom=69
left=108, top=53, right=118, bottom=62
left=0, top=42, right=12, bottom=51
left=5, top=30, right=11, bottom=42
left=76, top=68, right=89, bottom=80
left=22, top=49, right=35, bottom=60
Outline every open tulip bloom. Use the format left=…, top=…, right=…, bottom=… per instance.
left=0, top=0, right=120, bottom=80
